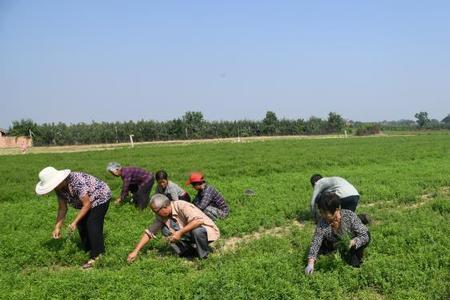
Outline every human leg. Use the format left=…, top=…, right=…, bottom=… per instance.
left=134, top=179, right=154, bottom=210
left=86, top=201, right=110, bottom=259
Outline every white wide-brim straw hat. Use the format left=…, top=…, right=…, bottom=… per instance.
left=35, top=166, right=71, bottom=195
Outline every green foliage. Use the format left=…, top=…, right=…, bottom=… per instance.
left=8, top=119, right=38, bottom=136
left=0, top=133, right=449, bottom=299
left=442, top=114, right=450, bottom=124
left=336, top=232, right=352, bottom=261
left=182, top=111, right=205, bottom=139
left=415, top=111, right=431, bottom=128
left=431, top=199, right=450, bottom=215
left=327, top=112, right=345, bottom=133
left=355, top=124, right=381, bottom=136
left=262, top=111, right=278, bottom=135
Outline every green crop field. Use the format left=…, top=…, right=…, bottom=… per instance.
left=1, top=133, right=449, bottom=299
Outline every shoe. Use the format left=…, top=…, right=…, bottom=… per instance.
left=358, top=214, right=371, bottom=225
left=82, top=258, right=98, bottom=270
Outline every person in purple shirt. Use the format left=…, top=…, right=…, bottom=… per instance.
left=107, top=162, right=154, bottom=210
left=35, top=167, right=111, bottom=269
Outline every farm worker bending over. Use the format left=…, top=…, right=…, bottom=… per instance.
left=305, top=192, right=371, bottom=275
left=187, top=172, right=230, bottom=220
left=35, top=167, right=111, bottom=269
left=155, top=170, right=191, bottom=202
left=107, top=162, right=154, bottom=210
left=310, top=174, right=365, bottom=223
left=127, top=194, right=220, bottom=262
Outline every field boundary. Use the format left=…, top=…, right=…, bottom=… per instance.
left=0, top=132, right=416, bottom=156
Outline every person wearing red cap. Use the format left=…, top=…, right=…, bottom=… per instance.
left=186, top=172, right=230, bottom=220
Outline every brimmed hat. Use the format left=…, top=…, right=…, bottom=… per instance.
left=35, top=166, right=71, bottom=195
left=186, top=172, right=204, bottom=185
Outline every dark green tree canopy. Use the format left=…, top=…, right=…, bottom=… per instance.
left=414, top=112, right=430, bottom=128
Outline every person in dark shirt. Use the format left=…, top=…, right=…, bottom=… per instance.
left=186, top=172, right=229, bottom=220
left=107, top=162, right=154, bottom=210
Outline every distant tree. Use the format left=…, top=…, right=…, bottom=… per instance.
left=262, top=111, right=278, bottom=135
left=327, top=112, right=345, bottom=133
left=441, top=114, right=450, bottom=124
left=8, top=119, right=38, bottom=137
left=414, top=112, right=430, bottom=128
left=182, top=111, right=205, bottom=139
left=305, top=116, right=326, bottom=134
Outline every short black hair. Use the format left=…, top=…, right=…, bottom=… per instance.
left=317, top=192, right=341, bottom=214
left=310, top=174, right=323, bottom=186
left=155, top=170, right=168, bottom=181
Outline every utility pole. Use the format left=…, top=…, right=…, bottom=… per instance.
left=129, top=134, right=134, bottom=148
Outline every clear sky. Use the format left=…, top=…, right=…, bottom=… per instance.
left=1, top=0, right=450, bottom=128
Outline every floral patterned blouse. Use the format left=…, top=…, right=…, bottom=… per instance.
left=56, top=172, right=111, bottom=209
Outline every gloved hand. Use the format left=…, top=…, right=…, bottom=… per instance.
left=305, top=262, right=314, bottom=275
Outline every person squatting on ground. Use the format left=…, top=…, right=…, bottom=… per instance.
left=186, top=172, right=230, bottom=220
left=305, top=192, right=371, bottom=275
left=35, top=166, right=111, bottom=269
left=155, top=170, right=191, bottom=202
left=107, top=162, right=154, bottom=210
left=127, top=194, right=220, bottom=262
left=310, top=174, right=368, bottom=224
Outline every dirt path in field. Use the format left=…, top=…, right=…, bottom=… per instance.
left=360, top=186, right=449, bottom=210
left=0, top=132, right=414, bottom=156
left=215, top=220, right=305, bottom=253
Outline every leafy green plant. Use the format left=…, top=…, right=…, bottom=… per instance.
left=0, top=132, right=449, bottom=299
left=336, top=232, right=353, bottom=261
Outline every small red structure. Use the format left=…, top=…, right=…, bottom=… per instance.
left=0, top=129, right=33, bottom=149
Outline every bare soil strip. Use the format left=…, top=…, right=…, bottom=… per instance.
left=0, top=132, right=412, bottom=156
left=360, top=187, right=449, bottom=210
left=215, top=220, right=305, bottom=253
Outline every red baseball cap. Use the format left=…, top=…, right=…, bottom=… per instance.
left=186, top=172, right=204, bottom=185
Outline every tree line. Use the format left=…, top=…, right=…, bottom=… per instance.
left=6, top=111, right=450, bottom=146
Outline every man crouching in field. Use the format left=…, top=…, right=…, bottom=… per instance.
left=127, top=194, right=220, bottom=262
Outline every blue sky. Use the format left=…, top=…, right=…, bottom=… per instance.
left=1, top=0, right=450, bottom=128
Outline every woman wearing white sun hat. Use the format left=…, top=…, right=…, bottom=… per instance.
left=36, top=166, right=111, bottom=269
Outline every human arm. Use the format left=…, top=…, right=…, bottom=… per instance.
left=165, top=182, right=180, bottom=201
left=307, top=224, right=325, bottom=262
left=305, top=225, right=325, bottom=275
left=120, top=173, right=131, bottom=201
left=305, top=258, right=315, bottom=275
left=128, top=221, right=163, bottom=263
left=68, top=194, right=91, bottom=231
left=349, top=212, right=370, bottom=249
left=53, top=198, right=68, bottom=239
left=194, top=186, right=214, bottom=210
left=169, top=189, right=180, bottom=201
left=169, top=218, right=204, bottom=242
left=127, top=233, right=152, bottom=263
